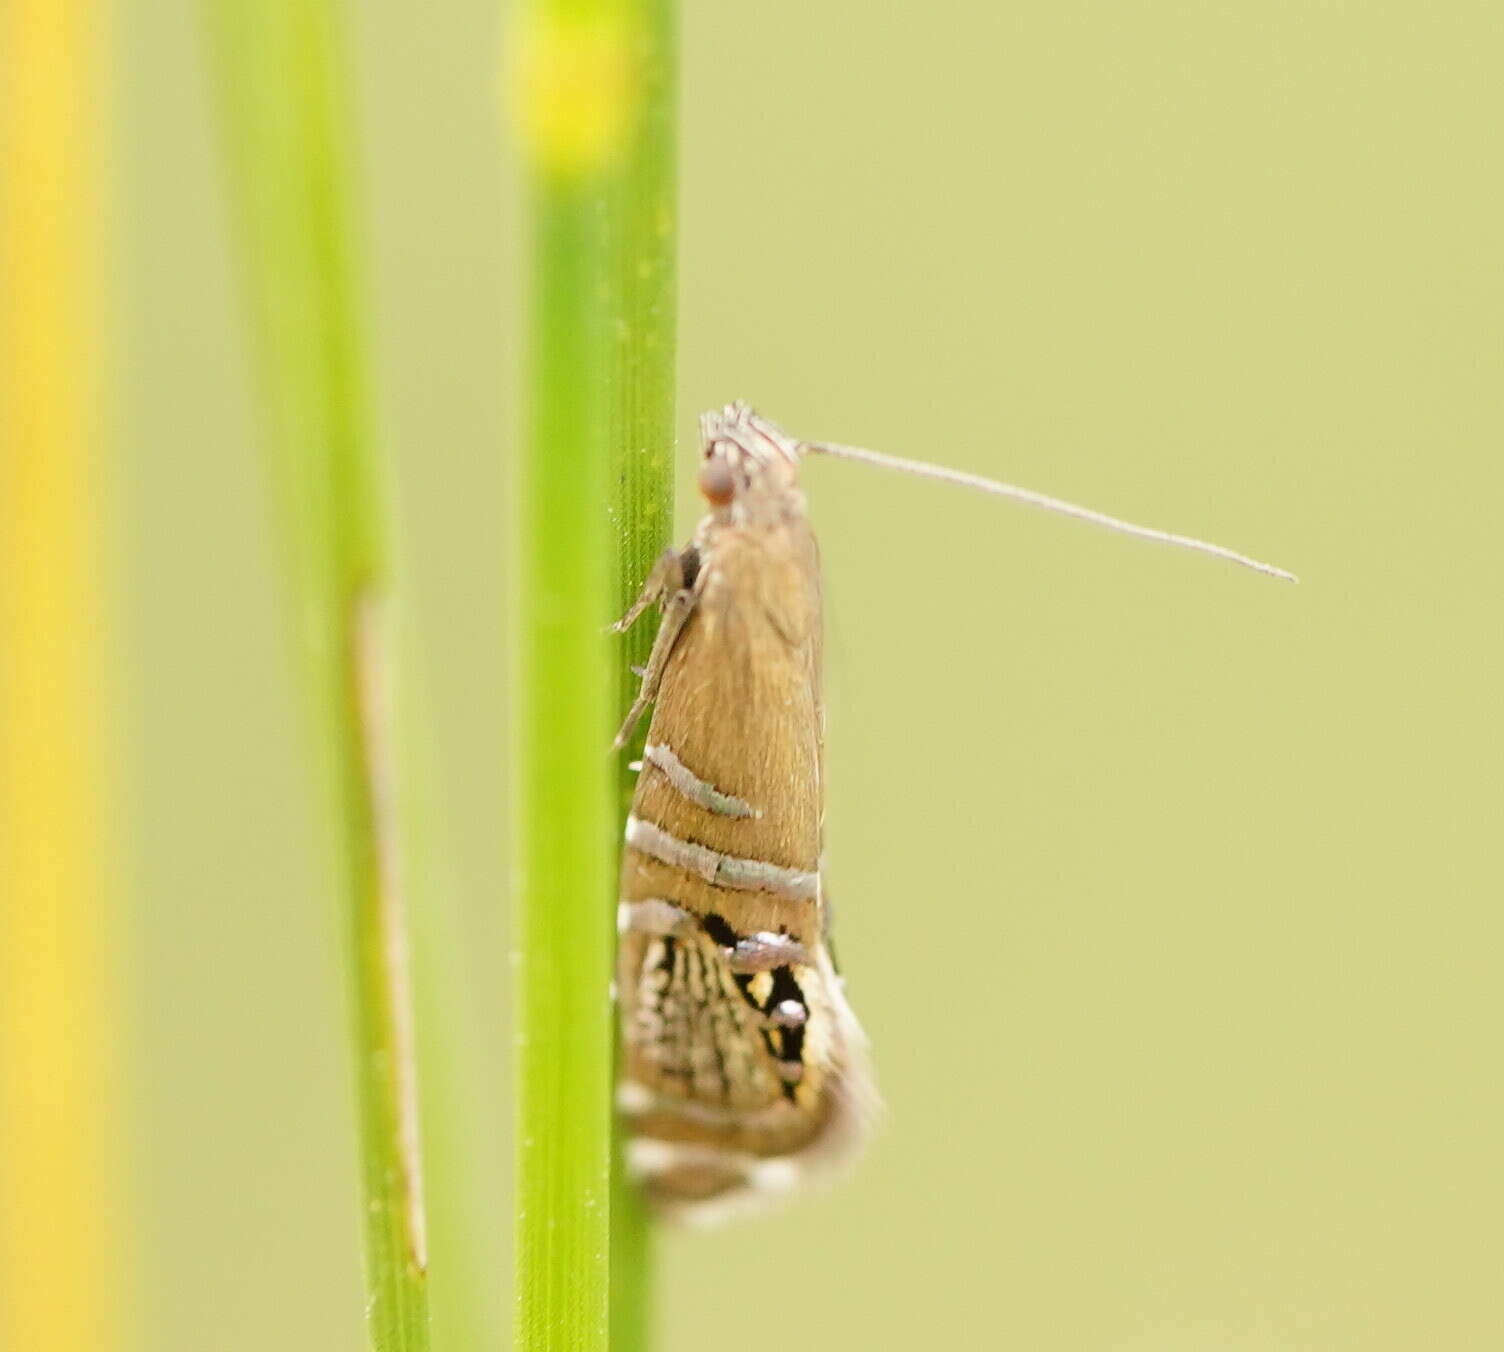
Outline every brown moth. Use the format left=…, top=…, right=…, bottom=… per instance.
left=613, top=402, right=1292, bottom=1223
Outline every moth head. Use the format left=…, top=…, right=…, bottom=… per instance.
left=697, top=402, right=803, bottom=518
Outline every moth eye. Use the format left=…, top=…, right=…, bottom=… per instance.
left=698, top=455, right=735, bottom=506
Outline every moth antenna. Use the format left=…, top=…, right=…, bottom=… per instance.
left=802, top=439, right=1297, bottom=582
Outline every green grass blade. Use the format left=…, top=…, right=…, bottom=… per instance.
left=513, top=172, right=615, bottom=1350
left=605, top=2, right=677, bottom=1349
left=510, top=1, right=676, bottom=1347
left=201, top=5, right=431, bottom=1347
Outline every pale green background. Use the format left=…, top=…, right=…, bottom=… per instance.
left=122, top=3, right=1500, bottom=1349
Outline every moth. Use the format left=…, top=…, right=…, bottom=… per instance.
left=613, top=402, right=1291, bottom=1223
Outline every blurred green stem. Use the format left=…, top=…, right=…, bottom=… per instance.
left=511, top=1, right=675, bottom=1349
left=203, top=5, right=431, bottom=1348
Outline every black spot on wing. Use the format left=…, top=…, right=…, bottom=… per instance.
left=767, top=966, right=807, bottom=1081
left=699, top=912, right=739, bottom=948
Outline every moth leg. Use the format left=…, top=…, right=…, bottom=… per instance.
left=611, top=548, right=683, bottom=634
left=613, top=559, right=700, bottom=754
left=613, top=582, right=697, bottom=749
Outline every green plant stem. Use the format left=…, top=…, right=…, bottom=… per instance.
left=605, top=3, right=677, bottom=1350
left=512, top=1, right=676, bottom=1347
left=513, top=177, right=616, bottom=1352
left=203, top=5, right=430, bottom=1348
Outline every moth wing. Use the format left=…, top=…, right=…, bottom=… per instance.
left=618, top=913, right=879, bottom=1225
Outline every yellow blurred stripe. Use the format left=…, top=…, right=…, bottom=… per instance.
left=1, top=1, right=118, bottom=1349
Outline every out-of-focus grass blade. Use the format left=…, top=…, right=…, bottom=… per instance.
left=200, top=4, right=430, bottom=1347
left=0, top=2, right=120, bottom=1350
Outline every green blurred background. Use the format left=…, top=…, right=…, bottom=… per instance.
left=119, top=1, right=1498, bottom=1348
